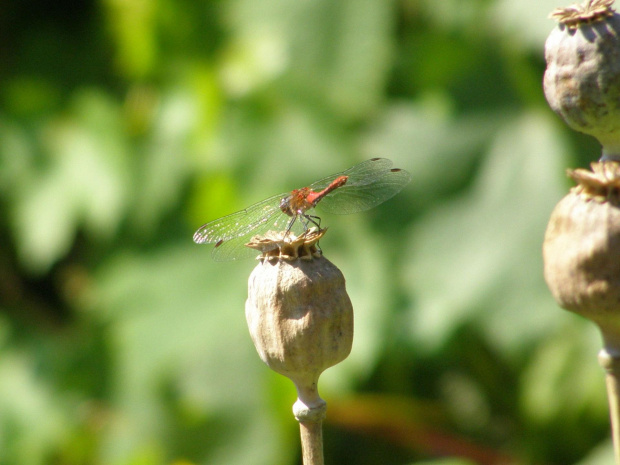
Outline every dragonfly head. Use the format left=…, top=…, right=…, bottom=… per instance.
left=280, top=195, right=294, bottom=216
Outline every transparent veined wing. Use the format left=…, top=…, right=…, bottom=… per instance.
left=209, top=209, right=302, bottom=261
left=192, top=192, right=286, bottom=245
left=308, top=158, right=396, bottom=191
left=312, top=159, right=411, bottom=214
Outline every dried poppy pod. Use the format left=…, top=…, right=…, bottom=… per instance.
left=543, top=161, right=620, bottom=463
left=245, top=228, right=354, bottom=465
left=544, top=0, right=620, bottom=160
left=543, top=162, right=620, bottom=338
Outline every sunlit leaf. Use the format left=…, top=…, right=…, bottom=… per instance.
left=361, top=94, right=508, bottom=206
left=224, top=0, right=393, bottom=117
left=490, top=0, right=564, bottom=51
left=0, top=349, right=71, bottom=465
left=10, top=90, right=129, bottom=272
left=103, top=0, right=157, bottom=78
left=403, top=111, right=569, bottom=354
left=576, top=440, right=616, bottom=465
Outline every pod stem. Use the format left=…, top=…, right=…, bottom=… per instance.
left=293, top=392, right=327, bottom=465
left=298, top=418, right=325, bottom=465
left=599, top=338, right=620, bottom=465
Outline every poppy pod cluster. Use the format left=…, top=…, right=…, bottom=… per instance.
left=543, top=0, right=620, bottom=343
left=543, top=2, right=620, bottom=462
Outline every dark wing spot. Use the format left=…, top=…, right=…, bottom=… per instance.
left=370, top=157, right=381, bottom=161
left=390, top=168, right=402, bottom=172
left=215, top=239, right=224, bottom=248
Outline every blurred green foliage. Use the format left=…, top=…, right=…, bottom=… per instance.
left=0, top=0, right=613, bottom=464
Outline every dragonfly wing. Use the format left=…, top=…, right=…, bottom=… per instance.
left=210, top=234, right=264, bottom=261
left=193, top=192, right=286, bottom=244
left=308, top=158, right=394, bottom=191
left=317, top=167, right=411, bottom=214
left=211, top=210, right=303, bottom=261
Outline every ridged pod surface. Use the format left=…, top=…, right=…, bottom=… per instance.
left=245, top=229, right=353, bottom=413
left=544, top=0, right=620, bottom=159
left=543, top=162, right=620, bottom=343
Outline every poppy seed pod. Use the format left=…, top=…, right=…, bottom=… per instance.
left=543, top=161, right=620, bottom=464
left=245, top=229, right=353, bottom=403
left=543, top=162, right=620, bottom=344
left=245, top=228, right=353, bottom=464
left=543, top=0, right=620, bottom=160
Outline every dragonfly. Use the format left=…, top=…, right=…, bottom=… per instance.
left=193, top=158, right=411, bottom=261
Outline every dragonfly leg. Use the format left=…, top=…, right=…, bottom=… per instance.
left=305, top=214, right=324, bottom=255
left=284, top=215, right=298, bottom=236
left=302, top=214, right=324, bottom=256
left=303, top=214, right=322, bottom=230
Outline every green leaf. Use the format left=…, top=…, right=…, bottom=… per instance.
left=10, top=90, right=129, bottom=272
left=403, top=111, right=569, bottom=354
left=224, top=0, right=394, bottom=117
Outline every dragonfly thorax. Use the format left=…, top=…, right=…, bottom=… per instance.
left=279, top=187, right=314, bottom=217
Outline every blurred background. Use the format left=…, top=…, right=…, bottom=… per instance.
left=0, top=0, right=613, bottom=464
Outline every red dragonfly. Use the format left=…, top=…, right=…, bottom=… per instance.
left=193, top=158, right=411, bottom=261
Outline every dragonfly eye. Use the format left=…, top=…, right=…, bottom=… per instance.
left=280, top=196, right=293, bottom=215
